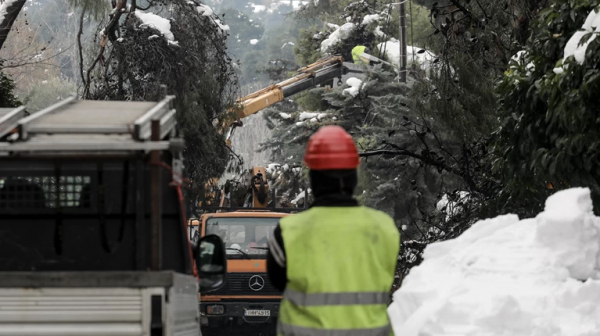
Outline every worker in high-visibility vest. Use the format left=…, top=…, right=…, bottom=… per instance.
left=352, top=45, right=371, bottom=65
left=267, top=125, right=400, bottom=336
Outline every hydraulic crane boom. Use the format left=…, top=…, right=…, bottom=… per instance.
left=222, top=56, right=352, bottom=144
left=200, top=56, right=360, bottom=209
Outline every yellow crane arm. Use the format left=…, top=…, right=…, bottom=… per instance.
left=220, top=56, right=345, bottom=143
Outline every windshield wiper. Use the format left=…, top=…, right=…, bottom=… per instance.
left=249, top=246, right=269, bottom=250
left=226, top=247, right=251, bottom=259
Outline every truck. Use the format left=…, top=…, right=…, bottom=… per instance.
left=0, top=97, right=227, bottom=336
left=191, top=166, right=310, bottom=336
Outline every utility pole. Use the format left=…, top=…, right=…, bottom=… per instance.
left=399, top=0, right=407, bottom=82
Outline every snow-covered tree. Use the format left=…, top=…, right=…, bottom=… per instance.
left=80, top=0, right=238, bottom=201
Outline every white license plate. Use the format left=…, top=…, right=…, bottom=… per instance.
left=244, top=309, right=270, bottom=316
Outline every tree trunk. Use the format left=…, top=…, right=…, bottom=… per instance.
left=0, top=0, right=26, bottom=51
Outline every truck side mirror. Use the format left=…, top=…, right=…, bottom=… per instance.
left=196, top=234, right=227, bottom=293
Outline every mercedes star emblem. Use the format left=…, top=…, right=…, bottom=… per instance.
left=249, top=275, right=265, bottom=291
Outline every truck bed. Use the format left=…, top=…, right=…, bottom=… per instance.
left=0, top=272, right=199, bottom=336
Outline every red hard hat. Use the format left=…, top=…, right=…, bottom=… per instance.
left=304, top=126, right=360, bottom=170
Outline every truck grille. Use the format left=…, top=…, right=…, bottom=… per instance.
left=209, top=273, right=281, bottom=296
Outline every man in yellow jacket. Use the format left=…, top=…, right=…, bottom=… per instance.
left=267, top=125, right=400, bottom=336
left=352, top=45, right=371, bottom=65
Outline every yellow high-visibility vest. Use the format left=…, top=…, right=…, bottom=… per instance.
left=277, top=206, right=400, bottom=336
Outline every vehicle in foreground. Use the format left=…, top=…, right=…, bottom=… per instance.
left=0, top=97, right=226, bottom=336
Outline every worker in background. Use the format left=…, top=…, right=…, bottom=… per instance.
left=352, top=45, right=371, bottom=65
left=267, top=125, right=400, bottom=336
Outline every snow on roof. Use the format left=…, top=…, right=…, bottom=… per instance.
left=343, top=77, right=363, bottom=97
left=135, top=11, right=176, bottom=42
left=320, top=22, right=355, bottom=53
left=250, top=39, right=259, bottom=45
left=388, top=187, right=600, bottom=336
left=362, top=14, right=380, bottom=25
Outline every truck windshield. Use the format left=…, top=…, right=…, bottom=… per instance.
left=206, top=217, right=279, bottom=259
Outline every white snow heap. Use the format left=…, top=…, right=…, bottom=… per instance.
left=378, top=42, right=436, bottom=69
left=250, top=39, right=259, bottom=45
left=320, top=22, right=356, bottom=53
left=343, top=77, right=363, bottom=97
left=279, top=112, right=292, bottom=119
left=388, top=187, right=600, bottom=336
left=135, top=11, right=176, bottom=42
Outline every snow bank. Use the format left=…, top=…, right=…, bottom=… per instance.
left=135, top=11, right=176, bottom=42
left=343, top=77, right=363, bottom=97
left=320, top=22, right=355, bottom=53
left=388, top=187, right=600, bottom=336
left=378, top=42, right=436, bottom=69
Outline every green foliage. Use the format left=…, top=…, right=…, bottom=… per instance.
left=493, top=0, right=600, bottom=214
left=0, top=69, right=21, bottom=108
left=295, top=89, right=330, bottom=111
left=84, top=0, right=238, bottom=201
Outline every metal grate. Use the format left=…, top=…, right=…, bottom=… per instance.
left=0, top=176, right=92, bottom=209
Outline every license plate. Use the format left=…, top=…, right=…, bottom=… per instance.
left=244, top=309, right=270, bottom=316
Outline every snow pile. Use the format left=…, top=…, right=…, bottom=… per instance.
left=135, top=11, right=178, bottom=45
left=250, top=39, right=259, bottom=45
left=377, top=42, right=436, bottom=69
left=320, top=22, right=355, bottom=53
left=362, top=14, right=381, bottom=25
left=388, top=188, right=600, bottom=336
left=343, top=77, right=363, bottom=97
left=279, top=112, right=292, bottom=119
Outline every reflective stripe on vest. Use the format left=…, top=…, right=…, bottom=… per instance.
left=284, top=289, right=388, bottom=306
left=278, top=321, right=391, bottom=336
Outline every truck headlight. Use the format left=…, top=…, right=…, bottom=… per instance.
left=207, top=305, right=224, bottom=315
